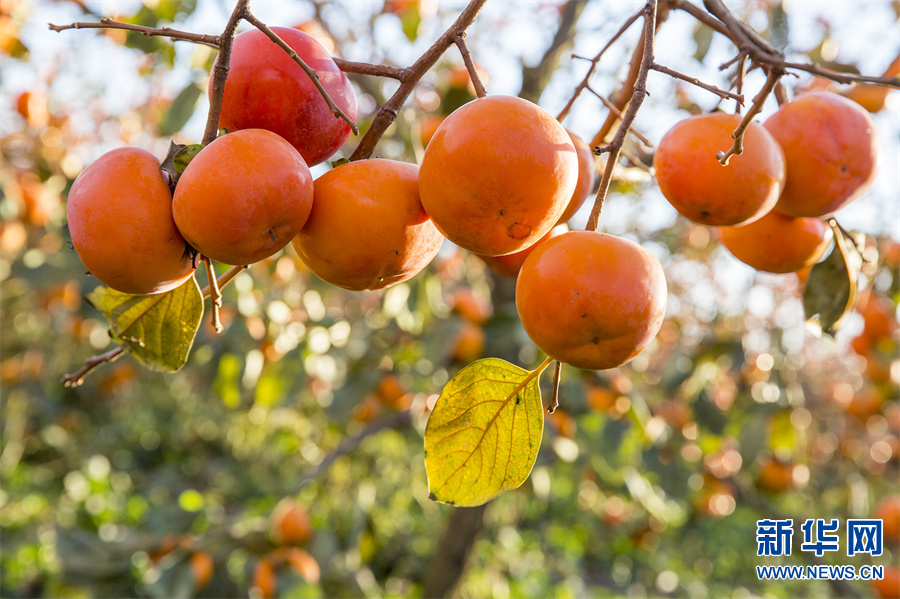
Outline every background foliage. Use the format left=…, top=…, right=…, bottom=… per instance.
left=1, top=0, right=898, bottom=597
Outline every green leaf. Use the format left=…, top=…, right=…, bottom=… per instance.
left=803, top=221, right=861, bottom=337
left=692, top=22, right=713, bottom=63
left=86, top=276, right=203, bottom=372
left=424, top=358, right=544, bottom=507
left=173, top=143, right=203, bottom=176
left=159, top=82, right=203, bottom=137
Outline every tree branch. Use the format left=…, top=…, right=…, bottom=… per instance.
left=334, top=58, right=406, bottom=80
left=557, top=4, right=643, bottom=121
left=585, top=85, right=653, bottom=146
left=587, top=0, right=658, bottom=231
left=60, top=346, right=126, bottom=388
left=650, top=61, right=744, bottom=103
left=454, top=33, right=487, bottom=98
left=349, top=0, right=488, bottom=161
left=202, top=0, right=248, bottom=145
left=48, top=18, right=220, bottom=47
left=243, top=11, right=359, bottom=135
left=716, top=67, right=781, bottom=165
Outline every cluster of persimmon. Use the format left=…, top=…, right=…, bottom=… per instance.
left=65, top=25, right=669, bottom=374
left=653, top=91, right=881, bottom=274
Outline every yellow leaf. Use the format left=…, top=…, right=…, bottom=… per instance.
left=424, top=357, right=550, bottom=507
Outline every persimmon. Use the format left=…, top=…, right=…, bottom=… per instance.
left=450, top=288, right=492, bottom=324
left=873, top=495, right=900, bottom=542
left=653, top=112, right=785, bottom=226
left=718, top=210, right=831, bottom=273
left=841, top=54, right=900, bottom=113
left=252, top=558, right=277, bottom=599
left=189, top=551, right=214, bottom=590
left=292, top=159, right=442, bottom=291
left=217, top=27, right=357, bottom=167
left=763, top=91, right=881, bottom=217
left=556, top=131, right=596, bottom=225
left=285, top=548, right=321, bottom=584
left=66, top=147, right=194, bottom=295
left=451, top=321, right=485, bottom=363
left=515, top=231, right=667, bottom=370
left=270, top=499, right=312, bottom=546
left=755, top=456, right=795, bottom=493
left=477, top=224, right=568, bottom=279
left=375, top=374, right=411, bottom=410
left=173, top=129, right=314, bottom=266
left=874, top=567, right=900, bottom=599
left=418, top=95, right=578, bottom=256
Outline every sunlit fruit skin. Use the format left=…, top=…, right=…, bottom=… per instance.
left=217, top=27, right=357, bottom=167
left=66, top=147, right=194, bottom=295
left=556, top=131, right=596, bottom=225
left=173, top=129, right=314, bottom=266
left=718, top=210, right=831, bottom=273
left=292, top=159, right=443, bottom=290
left=418, top=95, right=578, bottom=256
left=763, top=91, right=881, bottom=217
left=477, top=224, right=568, bottom=278
left=653, top=112, right=785, bottom=226
left=516, top=231, right=667, bottom=370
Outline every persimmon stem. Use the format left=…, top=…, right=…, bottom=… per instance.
left=548, top=361, right=562, bottom=414
left=60, top=346, right=126, bottom=387
left=243, top=12, right=359, bottom=135
left=333, top=59, right=406, bottom=80
left=586, top=0, right=657, bottom=232
left=201, top=256, right=224, bottom=334
left=716, top=67, right=781, bottom=165
left=200, top=264, right=247, bottom=298
left=454, top=33, right=487, bottom=98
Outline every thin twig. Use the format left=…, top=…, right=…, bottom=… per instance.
left=548, top=361, right=562, bottom=414
left=587, top=0, right=658, bottom=231
left=48, top=18, right=220, bottom=47
left=650, top=61, right=744, bottom=103
left=672, top=0, right=731, bottom=37
left=557, top=6, right=644, bottom=122
left=243, top=12, right=359, bottom=135
left=716, top=67, right=781, bottom=165
left=63, top=265, right=248, bottom=387
left=200, top=264, right=247, bottom=298
left=454, top=33, right=487, bottom=98
left=201, top=256, right=223, bottom=334
left=334, top=58, right=406, bottom=80
left=60, top=346, right=126, bottom=388
left=203, top=0, right=248, bottom=145
left=585, top=85, right=653, bottom=146
left=349, top=0, right=488, bottom=161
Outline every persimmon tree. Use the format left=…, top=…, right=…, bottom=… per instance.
left=2, top=0, right=899, bottom=597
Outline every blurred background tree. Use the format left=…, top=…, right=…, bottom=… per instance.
left=1, top=0, right=898, bottom=597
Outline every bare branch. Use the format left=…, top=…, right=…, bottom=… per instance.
left=349, top=0, right=488, bottom=161
left=651, top=61, right=744, bottom=103
left=243, top=12, right=359, bottom=135
left=585, top=85, right=653, bottom=146
left=48, top=18, right=219, bottom=47
left=587, top=0, right=658, bottom=231
left=716, top=67, right=781, bottom=165
left=454, top=33, right=487, bottom=98
left=334, top=58, right=406, bottom=80
left=61, top=346, right=126, bottom=388
left=557, top=6, right=644, bottom=121
left=202, top=0, right=248, bottom=145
